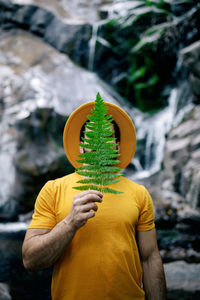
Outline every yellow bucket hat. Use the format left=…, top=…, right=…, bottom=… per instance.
left=63, top=101, right=136, bottom=169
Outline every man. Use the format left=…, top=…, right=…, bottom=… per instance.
left=22, top=100, right=166, bottom=300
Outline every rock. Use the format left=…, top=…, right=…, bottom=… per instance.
left=163, top=105, right=200, bottom=209
left=149, top=188, right=181, bottom=229
left=12, top=108, right=74, bottom=213
left=0, top=0, right=92, bottom=67
left=181, top=162, right=200, bottom=208
left=177, top=205, right=200, bottom=227
left=0, top=283, right=11, bottom=300
left=9, top=0, right=104, bottom=22
left=157, top=227, right=200, bottom=252
left=167, top=119, right=200, bottom=139
left=164, top=261, right=200, bottom=295
left=189, top=73, right=200, bottom=97
left=0, top=228, right=52, bottom=299
left=181, top=40, right=200, bottom=76
left=181, top=40, right=200, bottom=103
left=155, top=8, right=200, bottom=61
left=160, top=247, right=200, bottom=263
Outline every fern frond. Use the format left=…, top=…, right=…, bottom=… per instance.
left=76, top=170, right=123, bottom=179
left=77, top=178, right=120, bottom=186
left=84, top=130, right=113, bottom=139
left=77, top=157, right=121, bottom=165
left=73, top=185, right=101, bottom=191
left=78, top=152, right=119, bottom=159
left=102, top=187, right=123, bottom=194
left=79, top=144, right=119, bottom=153
left=77, top=165, right=123, bottom=173
left=73, top=185, right=123, bottom=194
left=81, top=137, right=117, bottom=143
left=73, top=92, right=123, bottom=194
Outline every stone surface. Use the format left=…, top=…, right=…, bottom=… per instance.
left=11, top=0, right=107, bottom=22
left=164, top=261, right=200, bottom=291
left=0, top=283, right=11, bottom=300
left=181, top=40, right=200, bottom=76
left=0, top=230, right=52, bottom=300
left=181, top=40, right=200, bottom=104
left=161, top=248, right=200, bottom=263
left=164, top=105, right=200, bottom=208
left=0, top=0, right=92, bottom=67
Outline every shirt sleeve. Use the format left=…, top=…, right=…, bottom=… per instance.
left=136, top=186, right=155, bottom=231
left=28, top=180, right=56, bottom=230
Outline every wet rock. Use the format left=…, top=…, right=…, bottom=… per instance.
left=155, top=8, right=200, bottom=61
left=150, top=188, right=181, bottom=229
left=161, top=247, right=200, bottom=263
left=13, top=107, right=74, bottom=213
left=181, top=41, right=200, bottom=75
left=0, top=283, right=11, bottom=300
left=0, top=0, right=92, bottom=67
left=189, top=73, right=200, bottom=97
left=0, top=228, right=52, bottom=300
left=177, top=205, right=200, bottom=230
left=157, top=228, right=200, bottom=253
left=164, top=261, right=200, bottom=299
left=181, top=40, right=200, bottom=104
left=164, top=106, right=200, bottom=208
left=10, top=0, right=104, bottom=22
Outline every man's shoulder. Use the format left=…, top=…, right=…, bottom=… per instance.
left=46, top=172, right=77, bottom=189
left=120, top=176, right=145, bottom=194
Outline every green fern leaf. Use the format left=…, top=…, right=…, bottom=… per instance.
left=76, top=170, right=123, bottom=179
left=77, top=178, right=120, bottom=186
left=77, top=165, right=122, bottom=173
left=73, top=92, right=124, bottom=194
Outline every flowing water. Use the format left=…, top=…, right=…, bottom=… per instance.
left=130, top=88, right=194, bottom=179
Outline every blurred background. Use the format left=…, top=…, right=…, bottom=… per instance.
left=0, top=0, right=200, bottom=299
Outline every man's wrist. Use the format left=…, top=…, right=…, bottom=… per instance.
left=63, top=216, right=77, bottom=235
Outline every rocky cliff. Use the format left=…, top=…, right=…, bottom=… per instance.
left=0, top=1, right=200, bottom=299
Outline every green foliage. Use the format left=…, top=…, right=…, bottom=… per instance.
left=119, top=1, right=171, bottom=29
left=73, top=93, right=123, bottom=194
left=101, top=0, right=182, bottom=112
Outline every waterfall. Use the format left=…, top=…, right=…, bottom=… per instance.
left=88, top=23, right=99, bottom=71
left=130, top=87, right=194, bottom=180
left=88, top=19, right=111, bottom=71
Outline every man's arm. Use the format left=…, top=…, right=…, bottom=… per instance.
left=22, top=190, right=103, bottom=273
left=136, top=228, right=166, bottom=300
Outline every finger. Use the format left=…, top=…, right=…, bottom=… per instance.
left=84, top=211, right=95, bottom=220
left=81, top=203, right=98, bottom=212
left=73, top=193, right=103, bottom=206
left=74, top=190, right=103, bottom=200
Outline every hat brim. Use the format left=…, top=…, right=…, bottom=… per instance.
left=63, top=101, right=136, bottom=169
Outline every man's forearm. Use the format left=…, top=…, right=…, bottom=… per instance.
left=142, top=251, right=166, bottom=300
left=23, top=218, right=76, bottom=272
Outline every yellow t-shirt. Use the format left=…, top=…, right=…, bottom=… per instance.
left=28, top=172, right=155, bottom=300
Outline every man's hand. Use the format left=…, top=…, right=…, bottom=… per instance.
left=66, top=190, right=103, bottom=230
left=22, top=190, right=103, bottom=272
